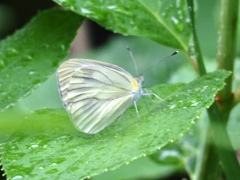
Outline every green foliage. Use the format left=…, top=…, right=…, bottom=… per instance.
left=1, top=70, right=229, bottom=179
left=0, top=9, right=83, bottom=111
left=0, top=0, right=239, bottom=179
left=54, top=0, right=191, bottom=50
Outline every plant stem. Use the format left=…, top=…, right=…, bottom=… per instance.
left=195, top=122, right=221, bottom=180
left=187, top=0, right=240, bottom=179
left=217, top=0, right=239, bottom=124
left=207, top=103, right=240, bottom=179
left=186, top=3, right=206, bottom=76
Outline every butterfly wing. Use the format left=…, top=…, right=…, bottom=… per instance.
left=57, top=59, right=139, bottom=134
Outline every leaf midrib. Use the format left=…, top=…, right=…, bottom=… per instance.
left=138, top=0, right=188, bottom=51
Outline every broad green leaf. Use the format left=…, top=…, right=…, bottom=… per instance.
left=1, top=70, right=230, bottom=179
left=53, top=0, right=191, bottom=50
left=0, top=9, right=83, bottom=111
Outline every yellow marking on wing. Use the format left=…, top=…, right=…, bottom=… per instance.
left=131, top=78, right=139, bottom=91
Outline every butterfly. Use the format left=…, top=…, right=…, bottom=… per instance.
left=57, top=51, right=178, bottom=134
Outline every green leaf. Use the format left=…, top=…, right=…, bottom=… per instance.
left=0, top=9, right=83, bottom=111
left=53, top=0, right=191, bottom=50
left=1, top=70, right=230, bottom=179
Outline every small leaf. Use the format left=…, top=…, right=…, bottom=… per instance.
left=1, top=70, right=230, bottom=179
left=53, top=0, right=192, bottom=50
left=0, top=9, right=83, bottom=111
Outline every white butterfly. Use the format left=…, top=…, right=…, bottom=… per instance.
left=57, top=52, right=177, bottom=134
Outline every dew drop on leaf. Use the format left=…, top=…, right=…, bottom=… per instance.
left=107, top=5, right=117, bottom=9
left=11, top=175, right=23, bottom=180
left=57, top=0, right=67, bottom=3
left=171, top=16, right=179, bottom=25
left=191, top=102, right=199, bottom=107
left=81, top=8, right=92, bottom=14
left=169, top=104, right=176, bottom=109
left=104, top=168, right=109, bottom=172
left=2, top=103, right=15, bottom=111
left=7, top=48, right=18, bottom=56
left=31, top=144, right=39, bottom=148
left=50, top=163, right=57, bottom=166
left=28, top=71, right=35, bottom=75
left=185, top=17, right=191, bottom=23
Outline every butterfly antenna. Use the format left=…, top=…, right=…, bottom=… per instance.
left=142, top=51, right=179, bottom=74
left=127, top=46, right=139, bottom=75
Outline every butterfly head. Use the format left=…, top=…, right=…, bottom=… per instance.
left=135, top=74, right=144, bottom=85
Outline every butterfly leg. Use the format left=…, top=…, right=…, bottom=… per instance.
left=142, top=89, right=165, bottom=104
left=133, top=101, right=140, bottom=118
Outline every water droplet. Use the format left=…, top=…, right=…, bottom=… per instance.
left=104, top=168, right=109, bottom=172
left=171, top=17, right=179, bottom=25
left=12, top=175, right=23, bottom=180
left=31, top=144, right=39, bottom=148
left=58, top=135, right=68, bottom=139
left=29, top=71, right=35, bottom=75
left=169, top=104, right=176, bottom=109
left=7, top=48, right=18, bottom=56
left=23, top=91, right=31, bottom=98
left=185, top=17, right=191, bottom=23
left=58, top=0, right=67, bottom=3
left=160, top=150, right=179, bottom=159
left=21, top=55, right=33, bottom=63
left=191, top=102, right=199, bottom=107
left=141, top=153, right=146, bottom=157
left=81, top=8, right=92, bottom=14
left=200, top=86, right=208, bottom=92
left=107, top=5, right=116, bottom=9
left=2, top=103, right=15, bottom=111
left=25, top=55, right=33, bottom=61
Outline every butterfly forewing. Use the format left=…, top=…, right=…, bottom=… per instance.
left=57, top=59, right=140, bottom=134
